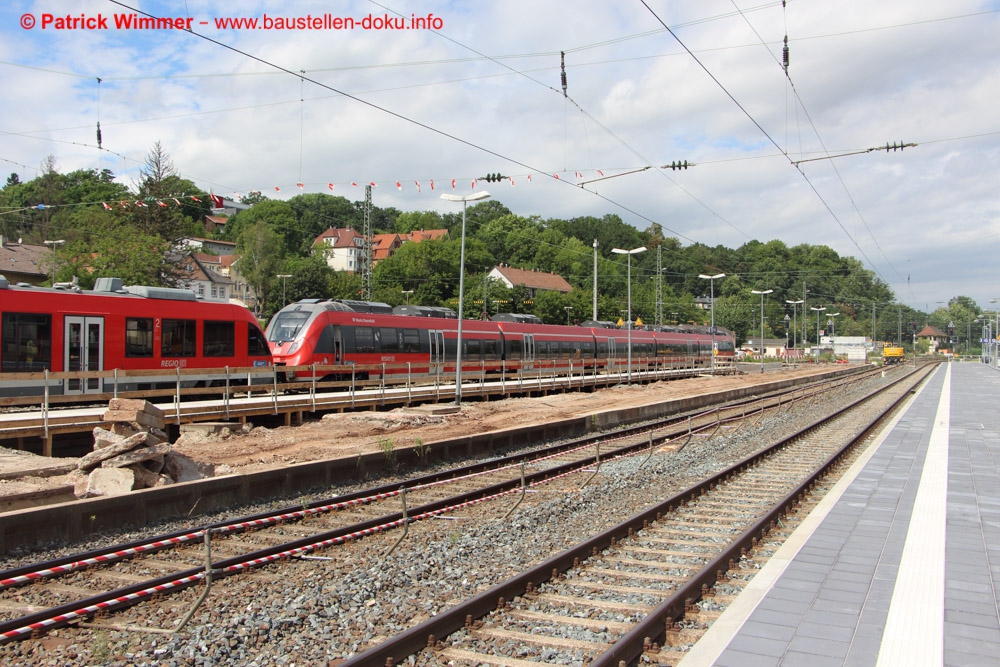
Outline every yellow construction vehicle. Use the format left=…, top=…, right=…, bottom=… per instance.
left=883, top=345, right=905, bottom=365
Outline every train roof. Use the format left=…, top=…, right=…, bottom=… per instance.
left=491, top=312, right=543, bottom=324
left=333, top=299, right=394, bottom=314
left=392, top=304, right=458, bottom=318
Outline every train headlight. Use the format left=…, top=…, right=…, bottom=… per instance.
left=288, top=342, right=299, bottom=354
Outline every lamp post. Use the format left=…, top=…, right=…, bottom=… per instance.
left=43, top=239, right=65, bottom=285
left=751, top=289, right=773, bottom=373
left=565, top=306, right=574, bottom=326
left=613, top=246, right=647, bottom=383
left=827, top=311, right=840, bottom=359
left=402, top=290, right=414, bottom=305
left=785, top=299, right=803, bottom=355
left=276, top=274, right=292, bottom=306
left=810, top=306, right=826, bottom=357
left=441, top=191, right=492, bottom=405
left=698, top=273, right=725, bottom=374
left=784, top=313, right=790, bottom=358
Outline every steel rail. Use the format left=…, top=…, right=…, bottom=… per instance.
left=335, top=365, right=930, bottom=666
left=0, top=365, right=890, bottom=643
left=0, top=368, right=869, bottom=590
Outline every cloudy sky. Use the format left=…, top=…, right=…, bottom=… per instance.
left=2, top=1, right=998, bottom=311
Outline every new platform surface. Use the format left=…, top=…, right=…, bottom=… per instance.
left=679, top=361, right=1000, bottom=667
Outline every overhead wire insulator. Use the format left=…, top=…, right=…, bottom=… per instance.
left=782, top=35, right=789, bottom=74
left=96, top=121, right=102, bottom=149
left=560, top=51, right=567, bottom=98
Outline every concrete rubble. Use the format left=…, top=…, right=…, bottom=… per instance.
left=76, top=398, right=215, bottom=498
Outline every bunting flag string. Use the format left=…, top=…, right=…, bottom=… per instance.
left=90, top=168, right=628, bottom=211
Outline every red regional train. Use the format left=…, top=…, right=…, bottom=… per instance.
left=0, top=276, right=272, bottom=396
left=265, top=299, right=736, bottom=382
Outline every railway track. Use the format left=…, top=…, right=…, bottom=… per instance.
left=0, top=364, right=905, bottom=650
left=336, top=362, right=933, bottom=666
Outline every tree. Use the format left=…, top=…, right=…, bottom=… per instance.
left=63, top=209, right=172, bottom=287
left=235, top=220, right=287, bottom=318
left=135, top=141, right=208, bottom=240
left=225, top=200, right=298, bottom=249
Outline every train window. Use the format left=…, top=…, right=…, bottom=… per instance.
left=466, top=338, right=481, bottom=360
left=355, top=327, right=375, bottom=353
left=379, top=327, right=400, bottom=353
left=402, top=328, right=421, bottom=353
left=267, top=310, right=310, bottom=343
left=507, top=338, right=522, bottom=360
left=162, top=319, right=196, bottom=357
left=559, top=341, right=572, bottom=358
left=248, top=324, right=270, bottom=357
left=204, top=321, right=236, bottom=357
left=484, top=339, right=499, bottom=360
left=597, top=341, right=608, bottom=357
left=125, top=318, right=154, bottom=358
left=535, top=340, right=548, bottom=358
left=581, top=341, right=594, bottom=357
left=1, top=312, right=52, bottom=372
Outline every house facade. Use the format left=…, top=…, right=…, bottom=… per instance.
left=313, top=227, right=365, bottom=273
left=487, top=265, right=573, bottom=298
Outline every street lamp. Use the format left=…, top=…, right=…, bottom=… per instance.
left=827, top=312, right=840, bottom=357
left=43, top=239, right=65, bottom=285
left=786, top=299, right=803, bottom=355
left=402, top=289, right=414, bottom=305
left=565, top=306, right=574, bottom=326
left=810, top=306, right=826, bottom=357
left=698, top=273, right=725, bottom=374
left=613, top=246, right=647, bottom=383
left=784, top=313, right=791, bottom=358
left=276, top=274, right=292, bottom=306
left=441, top=190, right=492, bottom=405
left=751, top=289, right=773, bottom=373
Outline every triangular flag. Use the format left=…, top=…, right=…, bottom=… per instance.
left=414, top=180, right=421, bottom=193
left=328, top=183, right=335, bottom=191
left=369, top=181, right=377, bottom=187
left=527, top=174, right=532, bottom=182
left=119, top=201, right=128, bottom=208
left=296, top=182, right=304, bottom=189
left=430, top=179, right=435, bottom=190
left=597, top=169, right=604, bottom=176
left=451, top=178, right=456, bottom=190
left=210, top=193, right=224, bottom=208
left=553, top=173, right=559, bottom=179
left=510, top=178, right=515, bottom=187
left=471, top=179, right=477, bottom=190
left=274, top=186, right=280, bottom=192
left=396, top=181, right=402, bottom=190
left=351, top=182, right=359, bottom=187
left=191, top=195, right=201, bottom=202
left=575, top=171, right=582, bottom=179
left=157, top=200, right=168, bottom=208
left=134, top=200, right=146, bottom=207
left=172, top=198, right=182, bottom=206
left=102, top=202, right=112, bottom=210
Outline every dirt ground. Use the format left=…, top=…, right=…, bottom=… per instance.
left=0, top=366, right=836, bottom=505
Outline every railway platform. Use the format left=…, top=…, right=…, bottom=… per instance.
left=679, top=361, right=999, bottom=666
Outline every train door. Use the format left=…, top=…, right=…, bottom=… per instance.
left=522, top=334, right=535, bottom=370
left=607, top=337, right=617, bottom=370
left=686, top=339, right=695, bottom=364
left=64, top=316, right=104, bottom=394
left=429, top=330, right=445, bottom=376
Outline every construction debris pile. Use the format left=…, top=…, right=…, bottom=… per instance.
left=76, top=399, right=215, bottom=498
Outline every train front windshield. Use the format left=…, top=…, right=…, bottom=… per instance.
left=267, top=311, right=310, bottom=343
